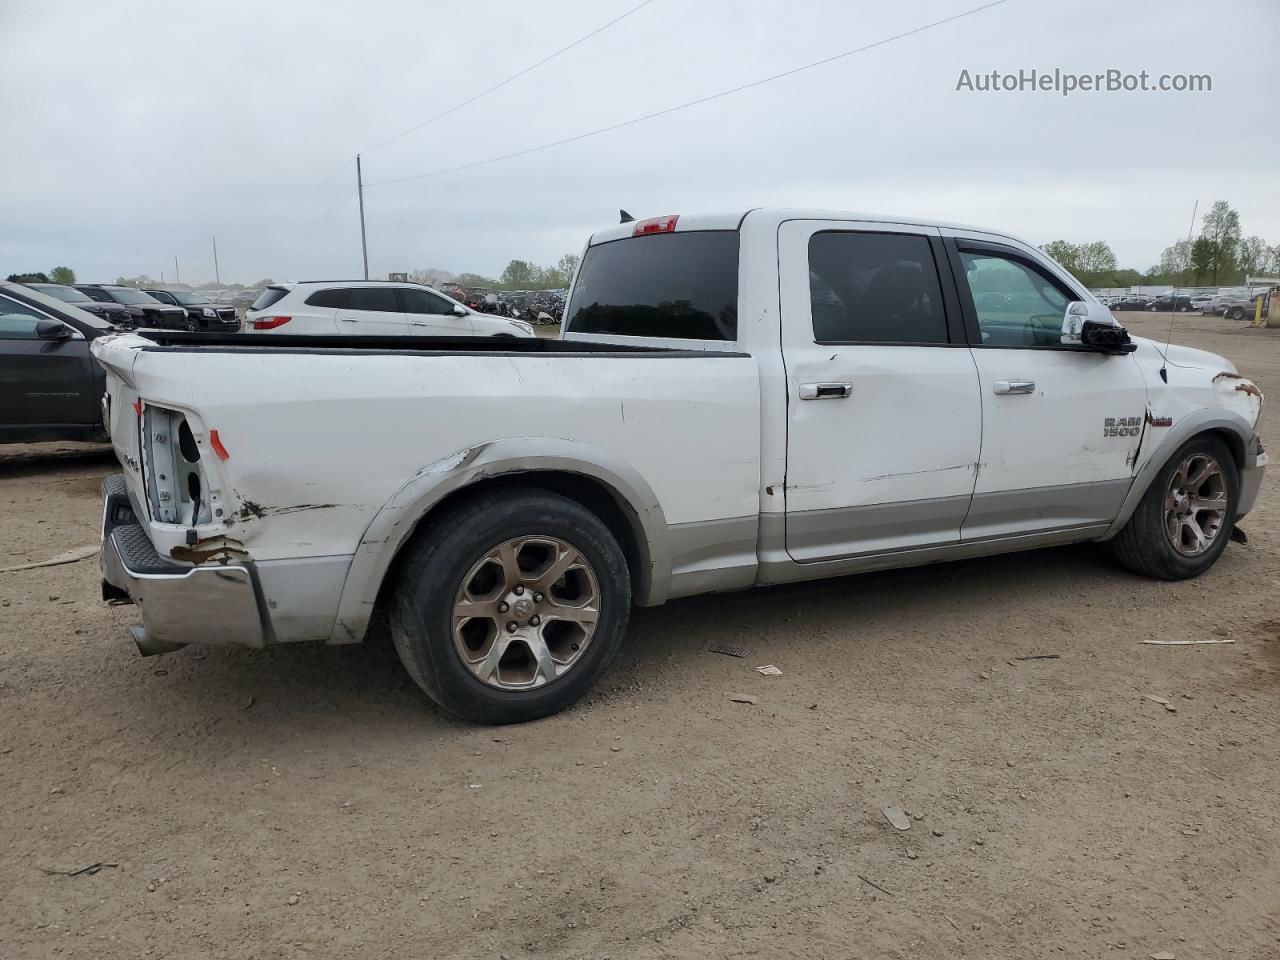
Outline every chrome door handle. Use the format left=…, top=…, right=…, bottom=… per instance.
left=339, top=316, right=357, bottom=323
left=799, top=382, right=852, bottom=400
left=993, top=379, right=1036, bottom=395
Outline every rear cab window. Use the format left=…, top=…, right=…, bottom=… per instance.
left=564, top=230, right=739, bottom=343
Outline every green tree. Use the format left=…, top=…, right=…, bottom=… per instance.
left=555, top=253, right=580, bottom=287
left=1198, top=200, right=1241, bottom=284
left=1158, top=239, right=1193, bottom=286
left=48, top=266, right=75, bottom=284
left=1237, top=236, right=1268, bottom=279
left=1190, top=236, right=1215, bottom=284
left=500, top=260, right=535, bottom=288
left=6, top=271, right=49, bottom=283
left=1041, top=241, right=1080, bottom=273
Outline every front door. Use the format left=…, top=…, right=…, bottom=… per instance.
left=944, top=236, right=1149, bottom=539
left=398, top=287, right=475, bottom=336
left=0, top=295, right=93, bottom=431
left=780, top=221, right=983, bottom=562
left=335, top=286, right=409, bottom=335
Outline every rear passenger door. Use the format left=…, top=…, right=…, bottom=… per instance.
left=779, top=221, right=982, bottom=561
left=398, top=287, right=474, bottom=336
left=0, top=295, right=94, bottom=431
left=335, top=286, right=408, bottom=335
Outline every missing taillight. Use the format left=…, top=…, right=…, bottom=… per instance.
left=178, top=419, right=200, bottom=462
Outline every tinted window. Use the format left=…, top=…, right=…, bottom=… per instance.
left=78, top=287, right=113, bottom=303
left=567, top=231, right=738, bottom=341
left=251, top=286, right=290, bottom=311
left=106, top=288, right=162, bottom=305
left=960, top=251, right=1072, bottom=347
left=304, top=288, right=350, bottom=309
left=0, top=296, right=48, bottom=339
left=346, top=287, right=400, bottom=312
left=807, top=232, right=946, bottom=343
left=31, top=284, right=92, bottom=304
left=401, top=288, right=454, bottom=315
left=145, top=290, right=177, bottom=305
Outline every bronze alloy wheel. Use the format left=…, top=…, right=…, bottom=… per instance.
left=451, top=536, right=600, bottom=690
left=1164, top=452, right=1229, bottom=557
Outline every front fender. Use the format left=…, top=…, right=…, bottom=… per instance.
left=1100, top=408, right=1261, bottom=540
left=330, top=438, right=672, bottom=644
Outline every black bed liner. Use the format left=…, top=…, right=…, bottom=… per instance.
left=134, top=331, right=747, bottom=359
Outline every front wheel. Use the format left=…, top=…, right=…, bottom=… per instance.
left=184, top=316, right=200, bottom=333
left=391, top=489, right=631, bottom=724
left=1111, top=435, right=1238, bottom=579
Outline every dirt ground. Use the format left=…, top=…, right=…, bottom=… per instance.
left=2, top=312, right=1278, bottom=960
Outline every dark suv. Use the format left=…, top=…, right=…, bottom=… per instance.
left=24, top=282, right=134, bottom=328
left=143, top=289, right=239, bottom=331
left=76, top=284, right=189, bottom=330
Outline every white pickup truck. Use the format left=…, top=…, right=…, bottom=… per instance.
left=94, top=209, right=1266, bottom=723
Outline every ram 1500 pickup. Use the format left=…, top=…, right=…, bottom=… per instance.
left=93, top=209, right=1266, bottom=723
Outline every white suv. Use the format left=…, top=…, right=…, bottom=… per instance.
left=244, top=281, right=535, bottom=338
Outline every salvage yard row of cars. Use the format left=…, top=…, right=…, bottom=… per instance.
left=1104, top=290, right=1267, bottom=319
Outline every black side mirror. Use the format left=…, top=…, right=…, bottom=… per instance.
left=1081, top=318, right=1136, bottom=354
left=36, top=319, right=72, bottom=341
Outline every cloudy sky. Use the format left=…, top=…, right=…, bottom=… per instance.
left=2, top=0, right=1277, bottom=285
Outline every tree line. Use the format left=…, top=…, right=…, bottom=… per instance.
left=6, top=266, right=75, bottom=284
left=1044, top=200, right=1279, bottom=289
left=411, top=253, right=581, bottom=291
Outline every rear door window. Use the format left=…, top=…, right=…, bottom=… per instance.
left=807, top=232, right=948, bottom=344
left=345, top=287, right=400, bottom=312
left=304, top=288, right=350, bottom=309
left=566, top=231, right=739, bottom=341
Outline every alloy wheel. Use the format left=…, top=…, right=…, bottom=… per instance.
left=451, top=536, right=600, bottom=690
left=1164, top=453, right=1228, bottom=556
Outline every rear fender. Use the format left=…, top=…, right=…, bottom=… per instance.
left=330, top=437, right=671, bottom=644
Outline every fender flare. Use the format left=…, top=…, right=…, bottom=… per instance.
left=330, top=438, right=672, bottom=644
left=1100, top=409, right=1259, bottom=540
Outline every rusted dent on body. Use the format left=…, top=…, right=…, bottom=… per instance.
left=170, top=537, right=246, bottom=566
left=235, top=502, right=339, bottom=521
left=1234, top=381, right=1263, bottom=399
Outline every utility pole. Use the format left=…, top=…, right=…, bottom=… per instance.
left=212, top=235, right=220, bottom=285
left=174, top=256, right=180, bottom=285
left=356, top=153, right=369, bottom=280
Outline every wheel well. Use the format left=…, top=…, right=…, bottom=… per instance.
left=1205, top=428, right=1246, bottom=473
left=381, top=470, right=649, bottom=606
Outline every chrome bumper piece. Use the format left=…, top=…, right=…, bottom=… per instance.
left=100, top=475, right=267, bottom=651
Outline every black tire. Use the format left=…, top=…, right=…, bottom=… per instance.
left=1148, top=304, right=1157, bottom=312
left=1111, top=434, right=1238, bottom=580
left=1226, top=307, right=1244, bottom=321
left=390, top=489, right=631, bottom=724
left=184, top=316, right=200, bottom=333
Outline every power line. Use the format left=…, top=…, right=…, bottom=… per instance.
left=362, top=0, right=658, bottom=154
left=368, top=0, right=1010, bottom=188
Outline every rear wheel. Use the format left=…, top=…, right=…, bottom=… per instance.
left=391, top=489, right=630, bottom=724
left=1111, top=435, right=1238, bottom=579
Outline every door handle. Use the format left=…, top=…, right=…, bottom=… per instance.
left=993, top=379, right=1036, bottom=395
left=339, top=316, right=357, bottom=323
left=799, top=382, right=852, bottom=400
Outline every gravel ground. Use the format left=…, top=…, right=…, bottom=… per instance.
left=1, top=312, right=1277, bottom=959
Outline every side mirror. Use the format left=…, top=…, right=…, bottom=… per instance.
left=36, top=319, right=71, bottom=340
left=1061, top=301, right=1135, bottom=354
left=452, top=303, right=467, bottom=317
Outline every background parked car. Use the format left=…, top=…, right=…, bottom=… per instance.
left=23, top=282, right=134, bottom=327
left=1221, top=295, right=1264, bottom=321
left=1109, top=296, right=1153, bottom=311
left=75, top=284, right=188, bottom=330
left=143, top=288, right=239, bottom=331
left=1147, top=294, right=1195, bottom=312
left=243, top=281, right=535, bottom=337
left=0, top=281, right=115, bottom=443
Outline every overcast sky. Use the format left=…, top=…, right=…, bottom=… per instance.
left=3, top=0, right=1277, bottom=285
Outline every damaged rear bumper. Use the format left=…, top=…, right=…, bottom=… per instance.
left=100, top=475, right=268, bottom=652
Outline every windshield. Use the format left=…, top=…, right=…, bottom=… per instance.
left=172, top=292, right=209, bottom=305
left=566, top=231, right=739, bottom=341
left=31, top=284, right=93, bottom=304
left=108, top=288, right=163, bottom=305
